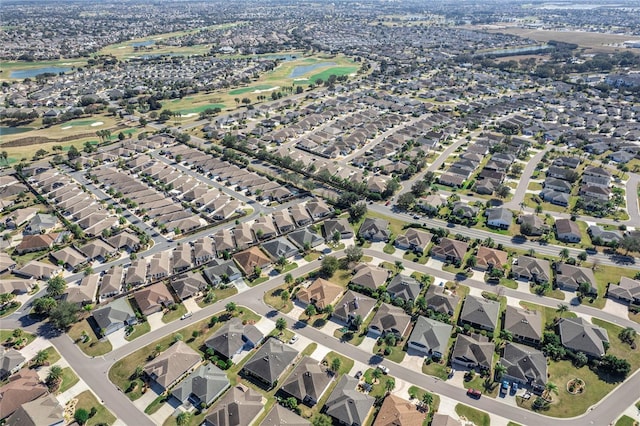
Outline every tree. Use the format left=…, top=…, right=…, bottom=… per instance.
left=500, top=330, right=513, bottom=342
left=331, top=357, right=342, bottom=373
left=619, top=327, right=636, bottom=345
left=176, top=412, right=192, bottom=426
left=620, top=235, right=640, bottom=254
left=351, top=314, right=363, bottom=330
left=305, top=304, right=317, bottom=318
left=284, top=273, right=293, bottom=284
left=372, top=368, right=382, bottom=382
left=46, top=275, right=67, bottom=297
left=574, top=351, right=588, bottom=368
left=49, top=301, right=80, bottom=330
left=397, top=193, right=415, bottom=210
left=225, top=302, right=237, bottom=314
left=46, top=365, right=63, bottom=388
left=33, top=349, right=49, bottom=367
left=494, top=363, right=507, bottom=380
left=280, top=290, right=290, bottom=305
left=559, top=248, right=570, bottom=260
left=599, top=354, right=631, bottom=378
left=349, top=203, right=367, bottom=222
left=311, top=414, right=333, bottom=426
left=421, top=392, right=433, bottom=407
left=543, top=382, right=558, bottom=399
left=320, top=256, right=339, bottom=278
left=345, top=245, right=363, bottom=262
left=276, top=318, right=287, bottom=331
left=411, top=180, right=428, bottom=197
left=33, top=297, right=57, bottom=315
left=74, top=408, right=90, bottom=425
left=496, top=184, right=510, bottom=199
left=556, top=304, right=569, bottom=317
left=384, top=378, right=396, bottom=393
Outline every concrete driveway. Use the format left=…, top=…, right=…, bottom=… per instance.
left=603, top=299, right=631, bottom=318
left=147, top=312, right=165, bottom=331
left=359, top=332, right=378, bottom=354
left=108, top=328, right=129, bottom=350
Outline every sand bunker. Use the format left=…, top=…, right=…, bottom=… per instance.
left=253, top=86, right=279, bottom=93
left=90, top=121, right=104, bottom=127
left=61, top=126, right=72, bottom=130
left=182, top=113, right=197, bottom=118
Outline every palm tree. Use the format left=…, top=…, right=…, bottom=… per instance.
left=46, top=365, right=63, bottom=388
left=384, top=378, right=396, bottom=394
left=559, top=248, right=570, bottom=260
left=543, top=382, right=558, bottom=399
left=421, top=392, right=433, bottom=408
left=556, top=304, right=569, bottom=318
left=494, top=363, right=507, bottom=381
left=372, top=368, right=382, bottom=383
left=275, top=318, right=287, bottom=331
left=33, top=350, right=49, bottom=367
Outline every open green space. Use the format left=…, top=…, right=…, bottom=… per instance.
left=264, top=283, right=294, bottom=313
left=455, top=404, right=491, bottom=426
left=58, top=367, right=80, bottom=394
left=68, top=319, right=113, bottom=357
left=74, top=390, right=117, bottom=426
left=125, top=321, right=151, bottom=341
left=228, top=85, right=277, bottom=95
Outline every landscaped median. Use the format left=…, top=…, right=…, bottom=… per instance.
left=109, top=307, right=260, bottom=401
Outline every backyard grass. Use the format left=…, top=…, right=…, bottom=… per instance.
left=68, top=320, right=113, bottom=357
left=455, top=403, right=491, bottom=426
left=125, top=321, right=151, bottom=341
left=264, top=283, right=294, bottom=313
left=74, top=390, right=117, bottom=426
left=162, top=303, right=188, bottom=323
left=0, top=329, right=36, bottom=347
left=57, top=367, right=79, bottom=394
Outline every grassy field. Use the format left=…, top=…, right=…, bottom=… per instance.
left=125, top=321, right=151, bottom=341
left=162, top=303, right=188, bottom=323
left=264, top=283, right=294, bottom=312
left=58, top=367, right=80, bottom=394
left=74, top=390, right=117, bottom=426
left=455, top=403, right=491, bottom=426
left=615, top=415, right=637, bottom=426
left=0, top=329, right=36, bottom=347
left=68, top=319, right=113, bottom=357
left=228, top=84, right=278, bottom=95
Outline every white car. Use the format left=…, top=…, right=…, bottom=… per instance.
left=180, top=312, right=193, bottom=320
left=377, top=365, right=390, bottom=374
left=289, top=335, right=299, bottom=344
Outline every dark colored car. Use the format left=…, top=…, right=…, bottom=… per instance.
left=467, top=388, right=481, bottom=399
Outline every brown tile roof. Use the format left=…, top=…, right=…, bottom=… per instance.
left=296, top=278, right=343, bottom=310
left=0, top=369, right=47, bottom=419
left=373, top=394, right=426, bottom=426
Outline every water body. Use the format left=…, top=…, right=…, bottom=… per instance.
left=0, top=126, right=34, bottom=136
left=131, top=40, right=155, bottom=47
left=289, top=62, right=336, bottom=78
left=10, top=67, right=71, bottom=79
left=484, top=45, right=552, bottom=57
left=255, top=54, right=297, bottom=61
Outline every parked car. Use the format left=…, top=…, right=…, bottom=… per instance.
left=180, top=312, right=193, bottom=320
left=501, top=380, right=509, bottom=395
left=467, top=388, right=481, bottom=399
left=355, top=370, right=363, bottom=379
left=511, top=382, right=518, bottom=395
left=288, top=335, right=299, bottom=344
left=377, top=365, right=390, bottom=375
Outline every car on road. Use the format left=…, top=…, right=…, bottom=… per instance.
left=377, top=365, right=390, bottom=375
left=413, top=214, right=421, bottom=219
left=288, top=335, right=299, bottom=344
left=467, top=388, right=481, bottom=399
left=180, top=312, right=193, bottom=320
left=385, top=200, right=391, bottom=206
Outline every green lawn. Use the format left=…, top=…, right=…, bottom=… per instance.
left=455, top=404, right=491, bottom=426
left=58, top=367, right=79, bottom=394
left=383, top=242, right=396, bottom=254
left=125, top=321, right=151, bottom=341
left=422, top=360, right=449, bottom=380
left=75, top=390, right=117, bottom=426
left=366, top=211, right=407, bottom=237
left=407, top=385, right=440, bottom=412
left=176, top=103, right=226, bottom=115
left=228, top=85, right=278, bottom=95
left=615, top=415, right=637, bottom=426
left=68, top=320, right=113, bottom=357
left=403, top=251, right=428, bottom=264
left=196, top=286, right=238, bottom=308
left=41, top=346, right=61, bottom=365
left=363, top=368, right=395, bottom=399
left=519, top=301, right=576, bottom=327
left=0, top=329, right=36, bottom=348
left=0, top=302, right=21, bottom=318
left=322, top=351, right=354, bottom=376
left=162, top=303, right=188, bottom=323
left=328, top=268, right=354, bottom=288
left=144, top=395, right=168, bottom=415
left=264, top=283, right=294, bottom=313
left=462, top=372, right=499, bottom=398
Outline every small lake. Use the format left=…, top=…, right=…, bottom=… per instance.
left=289, top=62, right=335, bottom=78
left=10, top=67, right=71, bottom=79
left=256, top=54, right=297, bottom=61
left=0, top=126, right=34, bottom=136
left=131, top=40, right=155, bottom=47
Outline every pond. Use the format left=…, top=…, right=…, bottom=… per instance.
left=255, top=54, right=298, bottom=61
left=289, top=62, right=336, bottom=78
left=131, top=40, right=155, bottom=47
left=0, top=126, right=34, bottom=136
left=10, top=67, right=71, bottom=79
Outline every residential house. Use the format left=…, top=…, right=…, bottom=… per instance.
left=305, top=199, right=333, bottom=220
left=13, top=261, right=60, bottom=280
left=540, top=189, right=570, bottom=207
left=543, top=177, right=572, bottom=193
left=431, top=414, right=462, bottom=426
left=588, top=225, right=623, bottom=245
left=148, top=251, right=171, bottom=281
left=50, top=246, right=88, bottom=270
left=144, top=341, right=201, bottom=391
left=92, top=297, right=137, bottom=336
left=418, top=194, right=446, bottom=215
left=0, top=253, right=16, bottom=274
left=280, top=356, right=332, bottom=406
left=424, top=285, right=460, bottom=316
left=273, top=210, right=295, bottom=234
left=451, top=334, right=494, bottom=370
left=0, top=348, right=25, bottom=381
left=261, top=237, right=298, bottom=260
left=296, top=278, right=343, bottom=310
left=24, top=214, right=58, bottom=235
left=504, top=306, right=542, bottom=345
left=78, top=239, right=118, bottom=262
left=5, top=394, right=64, bottom=426
left=558, top=317, right=609, bottom=358
left=232, top=247, right=271, bottom=276
left=368, top=303, right=411, bottom=338
left=582, top=166, right=611, bottom=188
left=203, top=384, right=264, bottom=426
left=171, top=273, right=208, bottom=300
left=485, top=208, right=513, bottom=230
left=125, top=260, right=147, bottom=287
left=0, top=369, right=48, bottom=420
left=407, top=316, right=452, bottom=358
left=512, top=256, right=551, bottom=284
left=519, top=214, right=547, bottom=236
left=213, top=228, right=237, bottom=253
left=451, top=202, right=478, bottom=220
left=107, top=230, right=141, bottom=252
left=99, top=266, right=123, bottom=299
left=333, top=290, right=376, bottom=325
left=0, top=279, right=34, bottom=296
left=607, top=277, right=640, bottom=304
left=500, top=343, right=547, bottom=393
left=459, top=295, right=501, bottom=332
left=373, top=394, right=426, bottom=426
left=323, top=218, right=353, bottom=240
left=133, top=282, right=175, bottom=316
left=260, top=405, right=310, bottom=426
left=253, top=216, right=278, bottom=240
left=242, top=337, right=299, bottom=388
left=204, top=317, right=264, bottom=360
left=580, top=185, right=610, bottom=201
left=430, top=238, right=468, bottom=264
left=394, top=228, right=432, bottom=253
left=172, top=244, right=192, bottom=273
left=287, top=228, right=324, bottom=250
left=386, top=274, right=421, bottom=302
left=351, top=264, right=389, bottom=292
left=475, top=247, right=508, bottom=271
left=555, top=263, right=597, bottom=293
left=358, top=217, right=391, bottom=242
left=203, top=259, right=242, bottom=287
left=289, top=204, right=312, bottom=227
left=324, top=375, right=375, bottom=426
left=15, top=234, right=58, bottom=254
left=193, top=237, right=215, bottom=266
left=63, top=274, right=99, bottom=306
left=171, top=363, right=230, bottom=408
left=555, top=219, right=582, bottom=243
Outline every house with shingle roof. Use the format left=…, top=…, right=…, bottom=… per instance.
left=324, top=375, right=375, bottom=426
left=485, top=207, right=513, bottom=230
left=475, top=246, right=508, bottom=271
left=333, top=290, right=376, bottom=325
left=459, top=295, right=501, bottom=332
left=451, top=333, right=493, bottom=370
left=287, top=228, right=324, bottom=249
left=148, top=251, right=171, bottom=281
left=144, top=341, right=201, bottom=391
left=261, top=237, right=298, bottom=260
left=512, top=256, right=551, bottom=284
left=204, top=317, right=264, bottom=360
left=280, top=356, right=332, bottom=406
left=407, top=316, right=452, bottom=358
left=554, top=263, right=597, bottom=294
left=351, top=264, right=389, bottom=291
left=15, top=233, right=58, bottom=254
left=78, top=239, right=118, bottom=262
left=296, top=278, right=343, bottom=310
left=125, top=259, right=147, bottom=287
left=232, top=247, right=271, bottom=276
left=373, top=394, right=426, bottom=426
left=50, top=246, right=88, bottom=270
left=5, top=394, right=63, bottom=426
left=203, top=259, right=242, bottom=287
left=99, top=266, right=123, bottom=299
left=92, top=297, right=137, bottom=336
left=12, top=261, right=60, bottom=280
left=607, top=277, right=640, bottom=304
left=242, top=337, right=299, bottom=388
left=424, top=285, right=459, bottom=316
left=395, top=228, right=432, bottom=253
left=358, top=217, right=390, bottom=242
left=0, top=369, right=48, bottom=420
left=64, top=274, right=99, bottom=306
left=558, top=317, right=609, bottom=358
left=171, top=363, right=230, bottom=408
left=386, top=274, right=421, bottom=302
left=504, top=306, right=542, bottom=345
left=368, top=303, right=411, bottom=338
left=260, top=404, right=310, bottom=426
left=555, top=219, right=581, bottom=243
left=430, top=238, right=468, bottom=263
left=500, top=343, right=547, bottom=393
left=203, top=384, right=264, bottom=426
left=0, top=347, right=25, bottom=381
left=133, top=282, right=175, bottom=316
left=323, top=218, right=353, bottom=240
left=171, top=273, right=208, bottom=301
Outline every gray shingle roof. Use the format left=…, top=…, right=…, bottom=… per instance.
left=408, top=316, right=452, bottom=356
left=171, top=363, right=230, bottom=406
left=242, top=338, right=299, bottom=386
left=558, top=317, right=609, bottom=358
left=459, top=295, right=501, bottom=331
left=325, top=375, right=375, bottom=426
